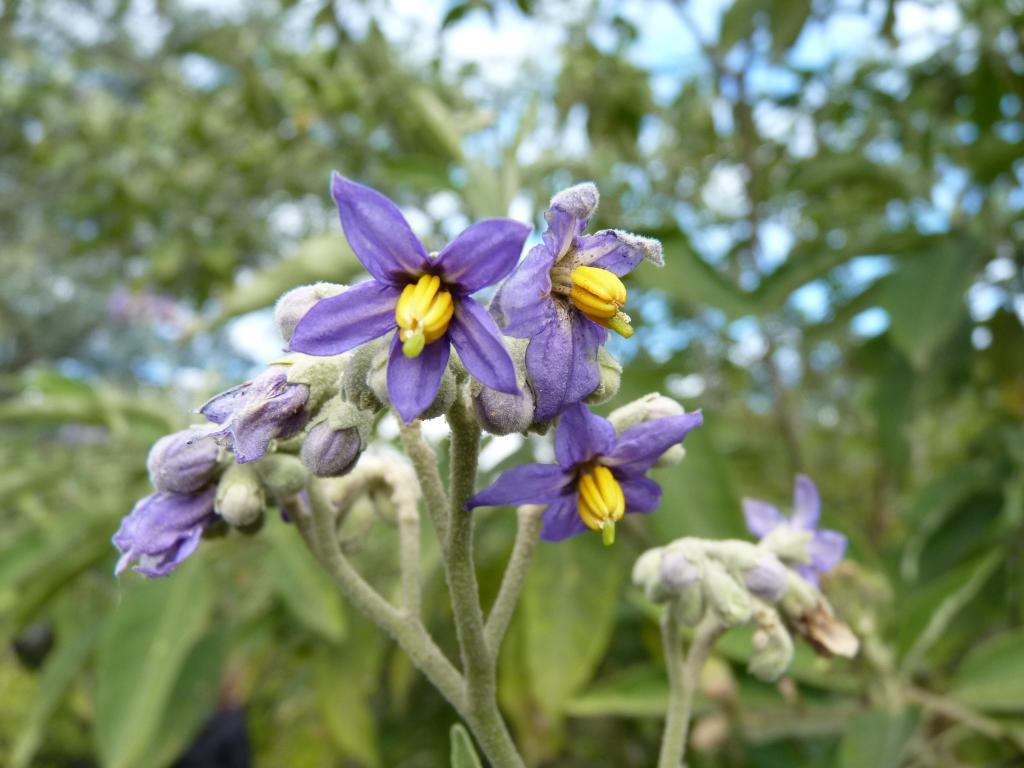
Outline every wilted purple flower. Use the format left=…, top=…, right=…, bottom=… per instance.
left=467, top=403, right=702, bottom=544
left=289, top=173, right=530, bottom=423
left=200, top=366, right=310, bottom=463
left=743, top=475, right=847, bottom=585
left=147, top=428, right=221, bottom=494
left=491, top=183, right=663, bottom=421
left=112, top=487, right=218, bottom=577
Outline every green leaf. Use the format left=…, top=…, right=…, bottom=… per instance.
left=147, top=631, right=229, bottom=768
left=450, top=723, right=483, bottom=768
left=314, top=614, right=386, bottom=768
left=768, top=0, right=811, bottom=55
left=10, top=625, right=100, bottom=768
left=718, top=0, right=767, bottom=51
left=950, top=630, right=1024, bottom=712
left=95, top=561, right=214, bottom=768
left=263, top=517, right=347, bottom=643
left=564, top=664, right=669, bottom=718
left=880, top=246, right=976, bottom=371
left=837, top=709, right=918, bottom=768
left=520, top=534, right=627, bottom=717
left=898, top=552, right=1000, bottom=671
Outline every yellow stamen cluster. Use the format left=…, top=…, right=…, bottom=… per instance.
left=569, top=266, right=634, bottom=338
left=577, top=465, right=626, bottom=546
left=395, top=274, right=454, bottom=358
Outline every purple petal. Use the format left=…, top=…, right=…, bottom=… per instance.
left=603, top=412, right=704, bottom=475
left=466, top=463, right=573, bottom=509
left=553, top=402, right=616, bottom=469
left=618, top=474, right=662, bottom=514
left=743, top=499, right=785, bottom=538
left=448, top=298, right=518, bottom=394
left=539, top=493, right=589, bottom=542
left=386, top=333, right=451, bottom=423
left=576, top=229, right=663, bottom=277
left=527, top=305, right=605, bottom=422
left=331, top=172, right=429, bottom=284
left=809, top=529, right=846, bottom=573
left=792, top=474, right=821, bottom=530
left=199, top=380, right=251, bottom=425
left=436, top=219, right=530, bottom=293
left=289, top=280, right=400, bottom=356
left=112, top=488, right=217, bottom=578
left=543, top=183, right=599, bottom=261
left=490, top=244, right=558, bottom=337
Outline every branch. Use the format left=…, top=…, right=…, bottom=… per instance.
left=485, top=504, right=544, bottom=657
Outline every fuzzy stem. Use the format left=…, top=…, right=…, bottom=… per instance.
left=397, top=493, right=422, bottom=618
left=302, top=481, right=468, bottom=715
left=485, top=504, right=544, bottom=657
left=399, top=420, right=450, bottom=541
left=445, top=391, right=525, bottom=768
left=658, top=611, right=725, bottom=768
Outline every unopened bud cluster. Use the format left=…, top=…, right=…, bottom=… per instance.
left=633, top=538, right=858, bottom=681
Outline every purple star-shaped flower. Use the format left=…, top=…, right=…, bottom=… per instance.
left=200, top=366, right=310, bottom=463
left=743, top=475, right=847, bottom=585
left=112, top=487, right=219, bottom=577
left=467, top=403, right=702, bottom=543
left=490, top=183, right=663, bottom=421
left=289, top=173, right=530, bottom=423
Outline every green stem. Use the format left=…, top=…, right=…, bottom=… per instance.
left=302, top=481, right=468, bottom=715
left=399, top=420, right=450, bottom=541
left=485, top=504, right=543, bottom=657
left=658, top=611, right=724, bottom=768
left=445, top=391, right=526, bottom=768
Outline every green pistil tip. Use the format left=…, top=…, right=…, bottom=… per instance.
left=402, top=331, right=425, bottom=358
left=602, top=521, right=616, bottom=547
left=608, top=314, right=634, bottom=339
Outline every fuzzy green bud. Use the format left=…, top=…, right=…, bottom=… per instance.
left=341, top=339, right=385, bottom=413
left=255, top=453, right=308, bottom=497
left=585, top=347, right=622, bottom=406
left=748, top=607, right=794, bottom=682
left=275, top=282, right=347, bottom=343
left=216, top=464, right=265, bottom=527
left=608, top=392, right=688, bottom=467
left=702, top=560, right=752, bottom=626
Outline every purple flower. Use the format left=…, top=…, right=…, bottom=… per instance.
left=491, top=183, right=663, bottom=421
left=743, top=475, right=847, bottom=585
left=467, top=403, right=702, bottom=544
left=200, top=366, right=310, bottom=463
left=289, top=173, right=530, bottom=423
left=112, top=487, right=218, bottom=577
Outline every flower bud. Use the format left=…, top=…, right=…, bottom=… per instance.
left=748, top=608, right=794, bottom=682
left=474, top=338, right=535, bottom=435
left=370, top=336, right=456, bottom=420
left=585, top=347, right=621, bottom=406
left=275, top=283, right=346, bottom=344
left=255, top=453, right=308, bottom=497
left=632, top=548, right=665, bottom=600
left=761, top=525, right=814, bottom=566
left=551, top=182, right=599, bottom=221
left=660, top=548, right=700, bottom=591
left=216, top=464, right=265, bottom=527
left=743, top=555, right=790, bottom=602
left=301, top=422, right=361, bottom=477
left=147, top=429, right=221, bottom=494
left=702, top=560, right=752, bottom=626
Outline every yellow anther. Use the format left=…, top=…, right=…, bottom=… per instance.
left=577, top=465, right=625, bottom=545
left=395, top=274, right=454, bottom=357
left=569, top=266, right=633, bottom=338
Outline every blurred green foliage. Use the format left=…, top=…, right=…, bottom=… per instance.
left=1, top=0, right=1023, bottom=765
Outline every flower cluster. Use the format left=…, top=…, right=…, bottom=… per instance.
left=112, top=174, right=850, bottom=600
